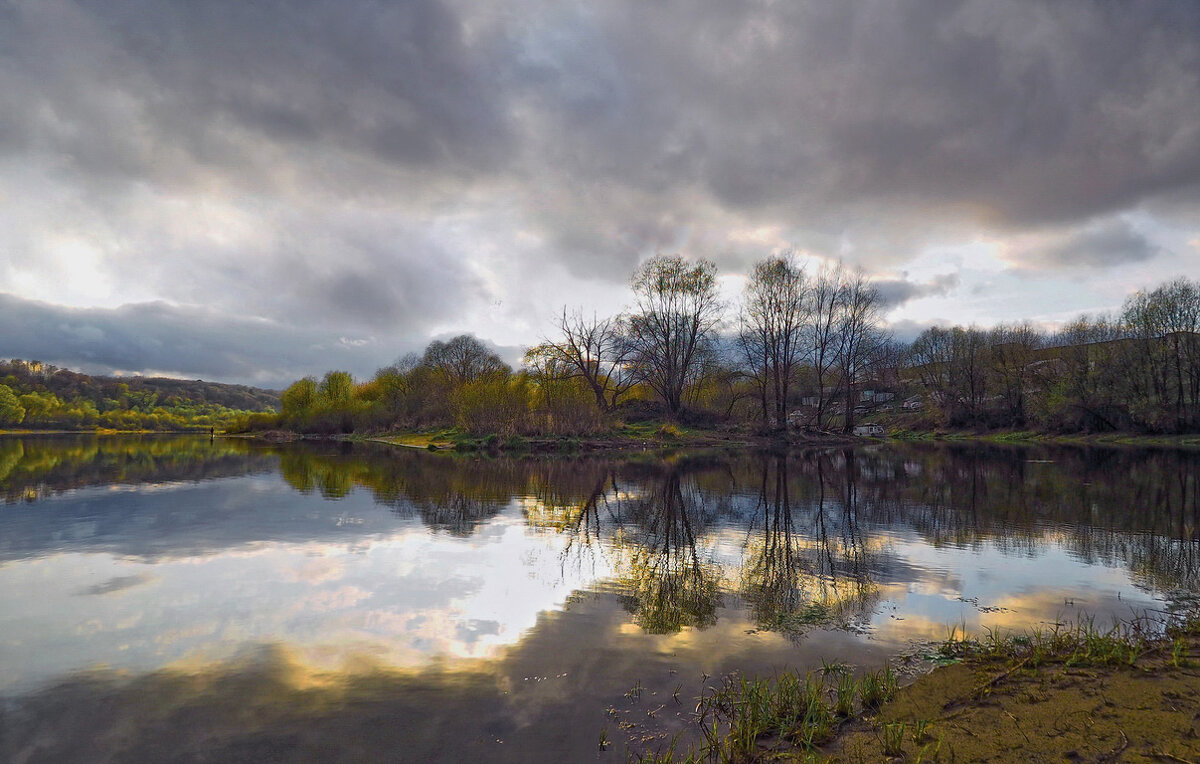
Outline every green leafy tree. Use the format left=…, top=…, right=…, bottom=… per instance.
left=281, top=377, right=319, bottom=416
left=19, top=391, right=60, bottom=422
left=318, top=371, right=355, bottom=406
left=0, top=384, right=26, bottom=425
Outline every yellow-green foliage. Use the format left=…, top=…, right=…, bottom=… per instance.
left=0, top=360, right=275, bottom=432
left=264, top=349, right=614, bottom=437
left=453, top=374, right=530, bottom=435
left=655, top=422, right=683, bottom=439
left=270, top=370, right=372, bottom=434
left=1, top=383, right=255, bottom=432
left=530, top=375, right=605, bottom=435
left=318, top=371, right=354, bottom=406
left=0, top=384, right=26, bottom=425
left=280, top=377, right=317, bottom=416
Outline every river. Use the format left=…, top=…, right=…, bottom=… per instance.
left=0, top=435, right=1197, bottom=762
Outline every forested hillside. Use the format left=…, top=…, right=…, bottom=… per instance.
left=0, top=359, right=279, bottom=431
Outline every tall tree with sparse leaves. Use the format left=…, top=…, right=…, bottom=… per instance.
left=626, top=255, right=723, bottom=416
left=739, top=254, right=806, bottom=429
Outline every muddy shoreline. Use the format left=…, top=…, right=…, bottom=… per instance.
left=822, top=626, right=1200, bottom=762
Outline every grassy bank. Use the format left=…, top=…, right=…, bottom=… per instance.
left=361, top=423, right=865, bottom=454
left=825, top=612, right=1200, bottom=762
left=360, top=423, right=1200, bottom=454
left=631, top=610, right=1200, bottom=762
left=889, top=427, right=1200, bottom=449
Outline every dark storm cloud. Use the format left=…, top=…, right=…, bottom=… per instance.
left=1035, top=220, right=1160, bottom=269
left=1003, top=218, right=1162, bottom=271
left=0, top=0, right=512, bottom=193
left=0, top=294, right=397, bottom=387
left=491, top=0, right=1200, bottom=270
left=886, top=319, right=936, bottom=345
left=8, top=1, right=1197, bottom=239
left=875, top=274, right=961, bottom=308
left=243, top=215, right=487, bottom=332
left=3, top=0, right=1199, bottom=381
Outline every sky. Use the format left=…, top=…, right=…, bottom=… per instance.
left=2, top=0, right=1199, bottom=388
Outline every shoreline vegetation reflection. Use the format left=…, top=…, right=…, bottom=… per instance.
left=3, top=435, right=1197, bottom=616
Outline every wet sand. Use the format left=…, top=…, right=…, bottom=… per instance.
left=824, top=634, right=1200, bottom=763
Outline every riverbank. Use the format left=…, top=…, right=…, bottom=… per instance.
left=0, top=427, right=215, bottom=435
left=889, top=427, right=1200, bottom=449
left=3, top=424, right=864, bottom=451
left=627, top=611, right=1200, bottom=762
left=360, top=423, right=864, bottom=453
left=823, top=614, right=1200, bottom=762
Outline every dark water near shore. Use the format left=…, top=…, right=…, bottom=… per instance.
left=1, top=434, right=1198, bottom=762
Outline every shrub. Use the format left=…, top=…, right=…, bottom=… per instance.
left=454, top=375, right=531, bottom=435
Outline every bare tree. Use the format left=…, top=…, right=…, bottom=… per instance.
left=525, top=309, right=634, bottom=411
left=1123, top=278, right=1200, bottom=430
left=808, top=263, right=845, bottom=429
left=908, top=327, right=955, bottom=406
left=626, top=255, right=723, bottom=416
left=987, top=322, right=1044, bottom=426
left=834, top=272, right=886, bottom=433
left=421, top=335, right=510, bottom=387
left=736, top=305, right=772, bottom=424
left=739, top=254, right=806, bottom=429
left=1047, top=314, right=1128, bottom=430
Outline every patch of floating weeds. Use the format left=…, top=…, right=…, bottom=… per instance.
left=626, top=732, right=707, bottom=764
left=625, top=679, right=644, bottom=703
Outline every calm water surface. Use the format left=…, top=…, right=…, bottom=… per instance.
left=1, top=435, right=1198, bottom=762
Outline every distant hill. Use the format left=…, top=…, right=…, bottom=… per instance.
left=1, top=359, right=280, bottom=411
left=0, top=359, right=279, bottom=431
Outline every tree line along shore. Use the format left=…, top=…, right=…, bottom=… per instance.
left=2, top=255, right=1197, bottom=441
left=225, top=255, right=1200, bottom=443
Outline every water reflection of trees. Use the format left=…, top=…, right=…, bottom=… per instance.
left=278, top=445, right=533, bottom=536
left=740, top=453, right=878, bottom=636
left=14, top=435, right=1196, bottom=628
left=0, top=435, right=272, bottom=503
left=846, top=444, right=1200, bottom=592
left=614, top=467, right=723, bottom=633
left=519, top=454, right=880, bottom=637
left=520, top=445, right=1200, bottom=633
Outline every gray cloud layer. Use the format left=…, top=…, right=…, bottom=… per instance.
left=875, top=274, right=961, bottom=308
left=2, top=1, right=1199, bottom=382
left=1015, top=219, right=1161, bottom=270
left=0, top=293, right=392, bottom=386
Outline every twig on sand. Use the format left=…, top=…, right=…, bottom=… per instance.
left=970, top=656, right=1032, bottom=700
left=1150, top=751, right=1197, bottom=764
left=1097, top=729, right=1128, bottom=762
